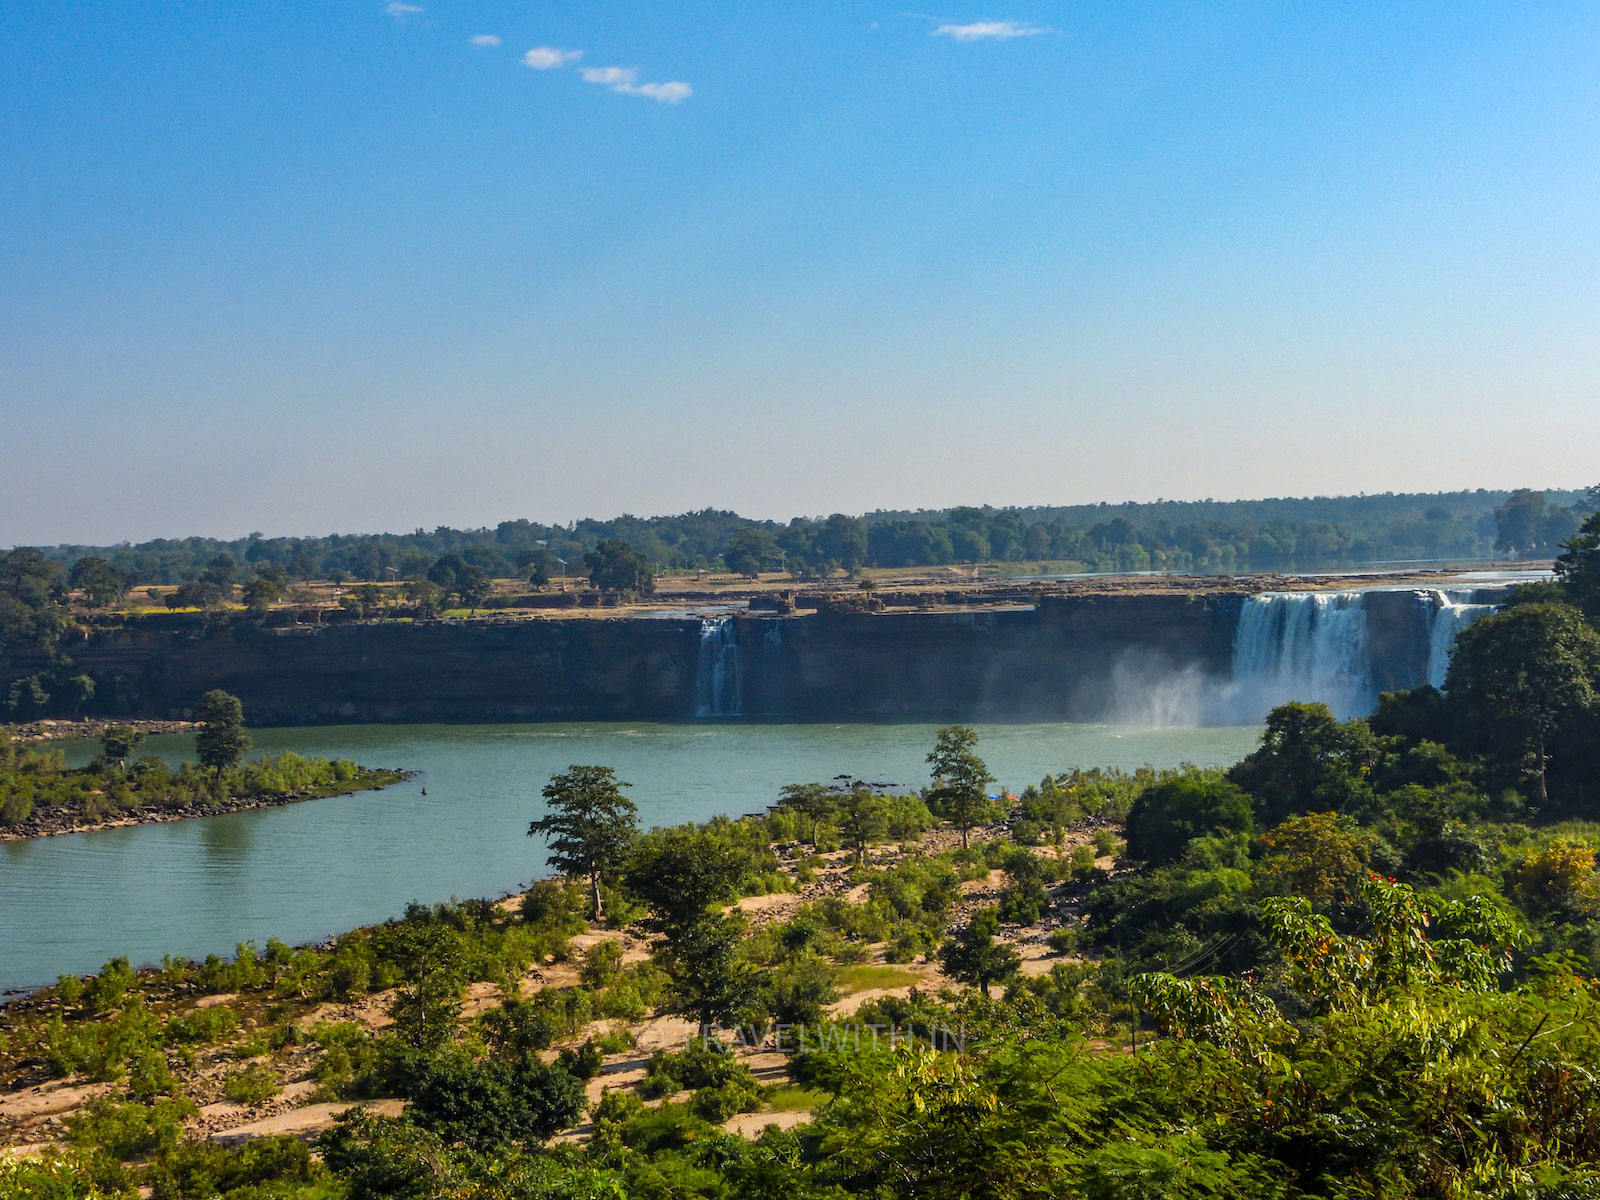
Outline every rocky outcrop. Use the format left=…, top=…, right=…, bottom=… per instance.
left=0, top=588, right=1461, bottom=725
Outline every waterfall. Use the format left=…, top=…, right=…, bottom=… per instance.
left=695, top=617, right=742, bottom=718
left=1421, top=590, right=1494, bottom=689
left=1229, top=592, right=1374, bottom=720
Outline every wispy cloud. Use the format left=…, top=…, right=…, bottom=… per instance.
left=625, top=80, right=692, bottom=103
left=581, top=65, right=692, bottom=103
left=469, top=34, right=501, bottom=48
left=524, top=45, right=582, bottom=69
left=932, top=20, right=1052, bottom=41
left=580, top=65, right=635, bottom=86
left=384, top=2, right=423, bottom=19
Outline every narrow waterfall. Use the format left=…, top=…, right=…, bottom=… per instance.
left=1421, top=589, right=1494, bottom=689
left=694, top=617, right=742, bottom=718
left=1229, top=592, right=1374, bottom=720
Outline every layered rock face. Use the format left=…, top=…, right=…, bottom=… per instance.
left=5, top=587, right=1494, bottom=725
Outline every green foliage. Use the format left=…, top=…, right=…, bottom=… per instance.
left=401, top=1049, right=585, bottom=1149
left=147, top=1136, right=317, bottom=1200
left=65, top=1096, right=196, bottom=1162
left=1124, top=773, right=1253, bottom=865
left=583, top=538, right=655, bottom=595
left=1446, top=601, right=1600, bottom=805
left=192, top=690, right=251, bottom=776
left=926, top=725, right=997, bottom=848
left=528, top=765, right=639, bottom=919
left=939, top=908, right=1021, bottom=998
left=221, top=1062, right=281, bottom=1104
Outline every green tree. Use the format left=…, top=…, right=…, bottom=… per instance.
left=723, top=528, right=780, bottom=578
left=426, top=554, right=491, bottom=612
left=193, top=690, right=251, bottom=777
left=658, top=911, right=763, bottom=1030
left=623, top=826, right=748, bottom=937
left=405, top=1051, right=584, bottom=1149
left=583, top=539, right=655, bottom=595
left=527, top=765, right=639, bottom=920
left=926, top=725, right=996, bottom=849
left=939, top=908, right=1020, bottom=998
left=100, top=725, right=146, bottom=770
left=835, top=787, right=886, bottom=864
left=68, top=556, right=130, bottom=608
left=375, top=921, right=466, bottom=1051
left=1494, top=488, right=1548, bottom=556
left=1555, top=496, right=1600, bottom=619
left=1446, top=601, right=1600, bottom=805
left=777, top=782, right=835, bottom=847
left=1227, top=703, right=1378, bottom=824
left=1253, top=811, right=1373, bottom=906
left=1124, top=775, right=1254, bottom=866
left=241, top=576, right=282, bottom=614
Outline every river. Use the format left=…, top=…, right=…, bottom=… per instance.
left=0, top=721, right=1262, bottom=993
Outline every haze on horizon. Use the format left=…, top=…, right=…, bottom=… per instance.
left=3, top=3, right=1597, bottom=547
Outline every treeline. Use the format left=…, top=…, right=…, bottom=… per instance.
left=20, top=486, right=1595, bottom=585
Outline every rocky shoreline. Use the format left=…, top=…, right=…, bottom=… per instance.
left=4, top=717, right=198, bottom=745
left=0, top=769, right=413, bottom=843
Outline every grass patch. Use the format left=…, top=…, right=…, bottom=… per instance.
left=835, top=965, right=920, bottom=994
left=763, top=1085, right=827, bottom=1112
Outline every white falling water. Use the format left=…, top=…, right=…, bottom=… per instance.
left=695, top=617, right=742, bottom=718
left=1421, top=590, right=1494, bottom=689
left=1229, top=592, right=1375, bottom=720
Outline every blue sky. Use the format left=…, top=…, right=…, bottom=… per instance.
left=3, top=2, right=1597, bottom=544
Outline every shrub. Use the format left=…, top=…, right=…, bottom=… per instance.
left=148, top=1135, right=316, bottom=1200
left=221, top=1062, right=281, bottom=1105
left=557, top=1038, right=604, bottom=1080
left=65, top=1096, right=196, bottom=1162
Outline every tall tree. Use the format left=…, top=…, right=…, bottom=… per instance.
left=100, top=725, right=146, bottom=770
left=939, top=908, right=1020, bottom=998
left=193, top=690, right=251, bottom=777
left=527, top=765, right=639, bottom=920
left=777, top=782, right=836, bottom=847
left=835, top=787, right=886, bottom=865
left=583, top=539, right=655, bottom=595
left=927, top=725, right=995, bottom=849
left=1555, top=493, right=1600, bottom=620
left=623, top=825, right=748, bottom=937
left=1446, top=602, right=1600, bottom=806
left=1493, top=489, right=1548, bottom=557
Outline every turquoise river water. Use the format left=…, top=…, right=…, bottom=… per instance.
left=0, top=721, right=1261, bottom=993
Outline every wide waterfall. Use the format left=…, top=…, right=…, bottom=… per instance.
left=1222, top=588, right=1500, bottom=723
left=1229, top=592, right=1375, bottom=720
left=1421, top=589, right=1495, bottom=689
left=695, top=617, right=742, bottom=718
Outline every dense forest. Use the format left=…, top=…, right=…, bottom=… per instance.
left=20, top=487, right=1596, bottom=585
left=3, top=517, right=1600, bottom=1198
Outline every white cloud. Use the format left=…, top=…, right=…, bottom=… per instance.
left=581, top=66, right=691, bottom=103
left=580, top=65, right=635, bottom=86
left=523, top=45, right=582, bottom=69
left=469, top=34, right=501, bottom=48
left=932, top=20, right=1052, bottom=41
left=384, top=2, right=423, bottom=19
left=622, top=80, right=692, bottom=104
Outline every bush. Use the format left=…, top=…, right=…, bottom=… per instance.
left=65, top=1096, right=195, bottom=1162
left=221, top=1062, right=281, bottom=1105
left=1124, top=774, right=1253, bottom=866
left=578, top=940, right=625, bottom=989
left=557, top=1038, right=605, bottom=1080
left=148, top=1135, right=315, bottom=1200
